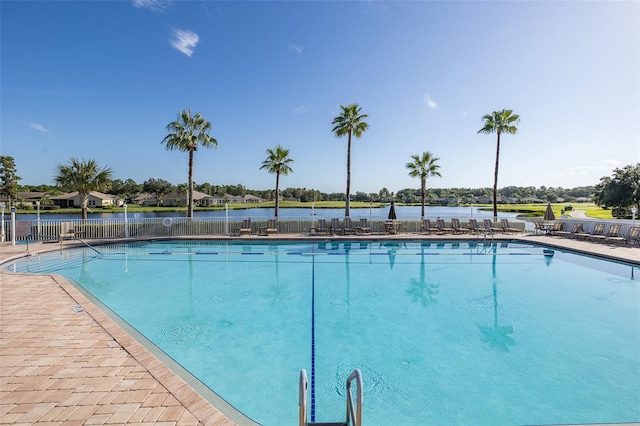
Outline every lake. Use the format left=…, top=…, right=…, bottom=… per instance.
left=12, top=206, right=523, bottom=222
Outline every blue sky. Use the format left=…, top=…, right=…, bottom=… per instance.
left=1, top=0, right=638, bottom=194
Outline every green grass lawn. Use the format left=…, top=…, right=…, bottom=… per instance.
left=483, top=202, right=613, bottom=219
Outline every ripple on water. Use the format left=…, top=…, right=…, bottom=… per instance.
left=327, top=295, right=350, bottom=306
left=197, top=294, right=231, bottom=303
left=333, top=363, right=385, bottom=400
left=156, top=322, right=207, bottom=344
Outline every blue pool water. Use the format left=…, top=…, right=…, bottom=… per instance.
left=7, top=241, right=640, bottom=425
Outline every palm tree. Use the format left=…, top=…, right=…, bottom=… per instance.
left=162, top=108, right=217, bottom=219
left=260, top=145, right=293, bottom=219
left=406, top=151, right=441, bottom=220
left=331, top=104, right=369, bottom=217
left=477, top=109, right=520, bottom=221
left=54, top=158, right=112, bottom=221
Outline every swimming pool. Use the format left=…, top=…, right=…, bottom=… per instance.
left=7, top=240, right=640, bottom=425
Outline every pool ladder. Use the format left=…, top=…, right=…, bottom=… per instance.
left=299, top=369, right=362, bottom=426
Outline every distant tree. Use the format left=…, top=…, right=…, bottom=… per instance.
left=332, top=104, right=369, bottom=217
left=378, top=188, right=392, bottom=202
left=477, top=109, right=520, bottom=220
left=123, top=179, right=142, bottom=196
left=54, top=158, right=112, bottom=220
left=593, top=163, right=640, bottom=218
left=396, top=188, right=419, bottom=204
left=197, top=182, right=214, bottom=195
left=260, top=145, right=293, bottom=219
left=143, top=178, right=174, bottom=206
left=227, top=184, right=246, bottom=196
left=501, top=186, right=521, bottom=199
left=175, top=183, right=189, bottom=206
left=351, top=191, right=370, bottom=202
left=406, top=151, right=442, bottom=220
left=176, top=183, right=189, bottom=194
left=162, top=108, right=217, bottom=218
left=0, top=156, right=21, bottom=207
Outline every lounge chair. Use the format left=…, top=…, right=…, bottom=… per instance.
left=330, top=218, right=341, bottom=235
left=59, top=222, right=76, bottom=241
left=265, top=218, right=278, bottom=236
left=500, top=219, right=519, bottom=233
left=575, top=224, right=597, bottom=240
left=467, top=219, right=482, bottom=235
left=604, top=224, right=626, bottom=244
left=625, top=226, right=640, bottom=246
left=314, top=218, right=328, bottom=235
left=587, top=223, right=606, bottom=242
left=239, top=218, right=252, bottom=236
left=436, top=219, right=454, bottom=234
left=357, top=218, right=371, bottom=234
left=555, top=222, right=584, bottom=238
left=483, top=219, right=501, bottom=233
left=421, top=219, right=438, bottom=234
left=549, top=222, right=564, bottom=236
left=342, top=217, right=356, bottom=235
left=451, top=218, right=468, bottom=234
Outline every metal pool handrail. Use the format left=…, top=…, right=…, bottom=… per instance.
left=299, top=369, right=308, bottom=426
left=299, top=368, right=362, bottom=426
left=346, top=368, right=363, bottom=426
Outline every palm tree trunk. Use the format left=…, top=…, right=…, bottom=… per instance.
left=345, top=131, right=352, bottom=217
left=493, top=131, right=501, bottom=221
left=274, top=171, right=280, bottom=219
left=188, top=150, right=194, bottom=219
left=80, top=191, right=89, bottom=221
left=421, top=178, right=426, bottom=220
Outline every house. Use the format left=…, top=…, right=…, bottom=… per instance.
left=51, top=191, right=121, bottom=208
left=521, top=197, right=545, bottom=203
left=135, top=190, right=223, bottom=207
left=0, top=192, right=48, bottom=207
left=199, top=194, right=225, bottom=206
left=244, top=194, right=264, bottom=203
left=225, top=194, right=245, bottom=204
left=473, top=196, right=510, bottom=204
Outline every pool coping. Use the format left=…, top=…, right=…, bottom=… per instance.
left=1, top=233, right=639, bottom=425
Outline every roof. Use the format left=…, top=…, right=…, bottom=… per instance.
left=50, top=191, right=117, bottom=200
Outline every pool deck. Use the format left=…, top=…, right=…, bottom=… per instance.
left=1, top=233, right=638, bottom=425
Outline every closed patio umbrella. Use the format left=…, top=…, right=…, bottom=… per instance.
left=388, top=201, right=397, bottom=221
left=544, top=203, right=555, bottom=221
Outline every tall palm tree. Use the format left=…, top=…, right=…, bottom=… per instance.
left=477, top=109, right=520, bottom=221
left=162, top=108, right=217, bottom=219
left=331, top=104, right=369, bottom=217
left=260, top=145, right=293, bottom=219
left=406, top=151, right=441, bottom=220
left=54, top=158, right=112, bottom=221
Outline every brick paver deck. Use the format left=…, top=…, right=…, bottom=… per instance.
left=1, top=243, right=238, bottom=425
left=1, top=234, right=638, bottom=425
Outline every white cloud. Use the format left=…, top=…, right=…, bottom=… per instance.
left=293, top=104, right=312, bottom=114
left=132, top=0, right=171, bottom=12
left=171, top=29, right=199, bottom=57
left=288, top=43, right=303, bottom=55
left=29, top=123, right=48, bottom=132
left=602, top=158, right=621, bottom=167
left=423, top=93, right=437, bottom=110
